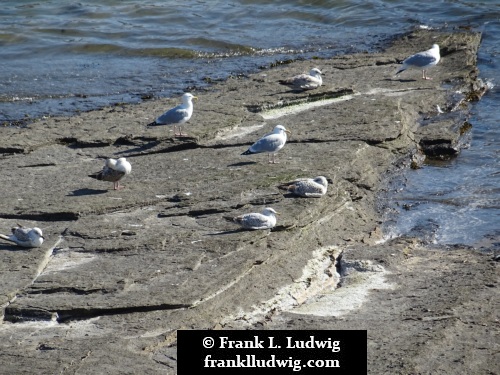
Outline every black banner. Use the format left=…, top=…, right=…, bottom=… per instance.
left=178, top=330, right=367, bottom=374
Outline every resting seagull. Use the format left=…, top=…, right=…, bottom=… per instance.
left=278, top=176, right=330, bottom=198
left=89, top=157, right=132, bottom=190
left=241, top=125, right=291, bottom=164
left=147, top=92, right=198, bottom=136
left=0, top=224, right=44, bottom=248
left=231, top=207, right=278, bottom=230
left=279, top=68, right=323, bottom=91
left=395, top=44, right=440, bottom=80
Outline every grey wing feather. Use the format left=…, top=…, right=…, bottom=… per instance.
left=250, top=134, right=283, bottom=153
left=295, top=75, right=320, bottom=89
left=155, top=106, right=189, bottom=125
left=236, top=213, right=270, bottom=229
left=280, top=74, right=319, bottom=90
left=89, top=165, right=125, bottom=182
left=280, top=178, right=327, bottom=197
left=295, top=181, right=325, bottom=197
left=12, top=226, right=31, bottom=242
left=404, top=52, right=437, bottom=67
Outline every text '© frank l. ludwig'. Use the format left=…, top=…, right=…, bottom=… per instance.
left=219, top=335, right=341, bottom=353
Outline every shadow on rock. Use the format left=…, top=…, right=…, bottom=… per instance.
left=385, top=78, right=417, bottom=82
left=0, top=244, right=30, bottom=252
left=113, top=141, right=160, bottom=155
left=205, top=229, right=251, bottom=236
left=227, top=161, right=257, bottom=167
left=67, top=188, right=109, bottom=196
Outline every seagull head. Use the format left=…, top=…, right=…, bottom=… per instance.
left=262, top=207, right=279, bottom=216
left=182, top=93, right=198, bottom=104
left=273, top=125, right=291, bottom=136
left=310, top=68, right=322, bottom=76
left=32, top=227, right=44, bottom=239
left=314, top=176, right=329, bottom=186
left=105, top=158, right=118, bottom=168
left=116, top=158, right=132, bottom=174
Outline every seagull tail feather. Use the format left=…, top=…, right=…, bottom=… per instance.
left=241, top=149, right=255, bottom=156
left=88, top=172, right=103, bottom=181
left=0, top=234, right=16, bottom=243
left=277, top=183, right=292, bottom=191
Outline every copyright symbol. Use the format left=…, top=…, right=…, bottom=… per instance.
left=203, top=337, right=215, bottom=349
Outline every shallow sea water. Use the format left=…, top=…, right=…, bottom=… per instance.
left=384, top=28, right=500, bottom=247
left=0, top=0, right=499, bottom=248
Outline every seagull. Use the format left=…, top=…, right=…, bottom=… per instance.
left=278, top=176, right=330, bottom=198
left=0, top=224, right=44, bottom=248
left=241, top=125, right=291, bottom=164
left=89, top=157, right=132, bottom=190
left=147, top=92, right=198, bottom=136
left=395, top=44, right=440, bottom=80
left=231, top=207, right=278, bottom=230
left=279, top=68, right=323, bottom=91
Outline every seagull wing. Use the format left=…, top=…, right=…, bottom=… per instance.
left=280, top=73, right=320, bottom=90
left=154, top=106, right=190, bottom=125
left=89, top=165, right=125, bottom=182
left=12, top=226, right=32, bottom=242
left=403, top=50, right=438, bottom=68
left=295, top=180, right=326, bottom=197
left=234, top=213, right=272, bottom=230
left=249, top=133, right=285, bottom=153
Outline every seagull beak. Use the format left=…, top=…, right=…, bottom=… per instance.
left=193, top=96, right=198, bottom=100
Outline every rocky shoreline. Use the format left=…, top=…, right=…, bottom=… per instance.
left=1, top=29, right=498, bottom=374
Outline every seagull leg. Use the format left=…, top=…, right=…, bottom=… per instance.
left=174, top=125, right=186, bottom=137
left=178, top=126, right=188, bottom=137
left=269, top=153, right=279, bottom=164
left=422, top=70, right=433, bottom=80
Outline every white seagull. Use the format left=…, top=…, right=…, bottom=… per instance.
left=89, top=157, right=132, bottom=190
left=147, top=92, right=198, bottom=136
left=0, top=224, right=44, bottom=248
left=279, top=68, right=323, bottom=91
left=279, top=176, right=330, bottom=198
left=232, top=207, right=278, bottom=230
left=395, top=44, right=441, bottom=80
left=241, top=125, right=291, bottom=164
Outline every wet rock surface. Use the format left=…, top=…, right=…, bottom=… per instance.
left=0, top=30, right=498, bottom=374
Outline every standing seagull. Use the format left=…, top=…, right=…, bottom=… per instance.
left=278, top=176, right=330, bottom=198
left=241, top=125, right=291, bottom=164
left=231, top=207, right=278, bottom=230
left=0, top=224, right=44, bottom=248
left=395, top=44, right=441, bottom=80
left=279, top=68, right=323, bottom=91
left=147, top=92, right=198, bottom=136
left=89, top=157, right=132, bottom=190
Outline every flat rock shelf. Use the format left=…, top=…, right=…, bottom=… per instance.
left=0, top=30, right=498, bottom=374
